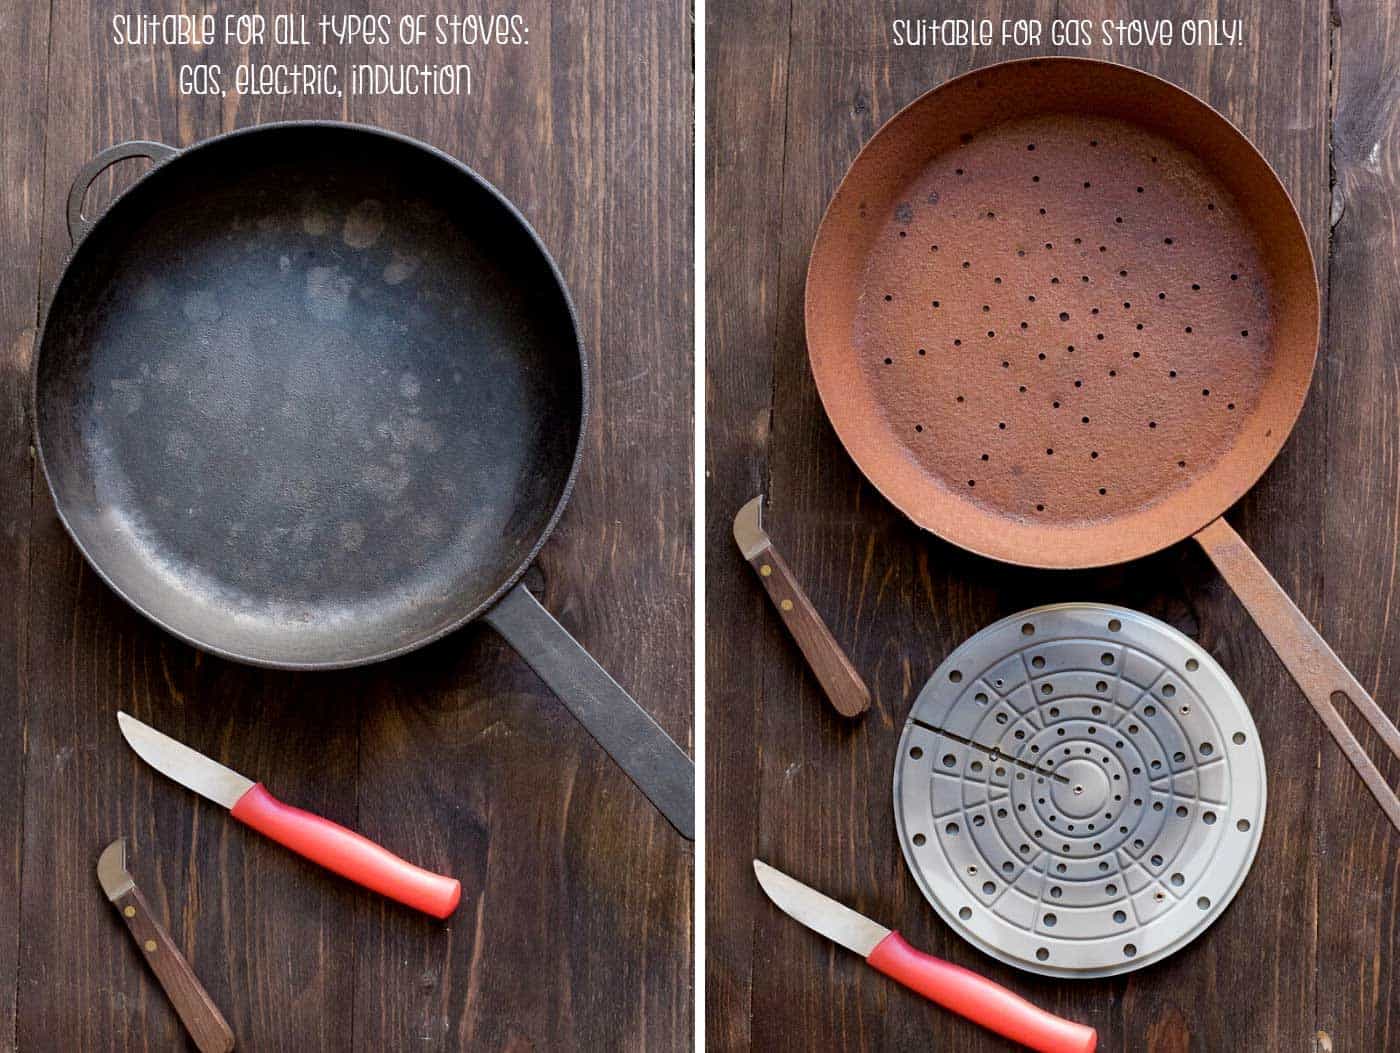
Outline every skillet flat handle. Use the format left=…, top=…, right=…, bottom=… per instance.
left=67, top=140, right=178, bottom=244
left=1195, top=517, right=1400, bottom=833
left=483, top=582, right=695, bottom=839
left=742, top=539, right=869, bottom=717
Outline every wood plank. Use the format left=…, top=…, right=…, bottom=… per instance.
left=345, top=1, right=694, bottom=1048
left=1318, top=2, right=1400, bottom=1048
left=708, top=0, right=1342, bottom=1047
left=21, top=6, right=362, bottom=1049
left=16, top=2, right=692, bottom=1049
left=703, top=1, right=794, bottom=1049
left=0, top=0, right=51, bottom=1049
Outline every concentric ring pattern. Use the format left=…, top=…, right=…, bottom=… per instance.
left=893, top=603, right=1265, bottom=977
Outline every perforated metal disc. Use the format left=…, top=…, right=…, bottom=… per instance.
left=893, top=603, right=1265, bottom=977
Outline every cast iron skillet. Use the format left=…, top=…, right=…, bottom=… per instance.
left=34, top=123, right=692, bottom=838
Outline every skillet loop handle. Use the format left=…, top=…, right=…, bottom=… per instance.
left=1194, top=517, right=1400, bottom=834
left=482, top=582, right=695, bottom=839
left=67, top=140, right=178, bottom=244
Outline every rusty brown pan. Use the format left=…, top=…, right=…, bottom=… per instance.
left=806, top=58, right=1400, bottom=832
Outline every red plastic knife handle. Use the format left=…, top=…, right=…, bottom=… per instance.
left=230, top=783, right=461, bottom=918
left=866, top=932, right=1097, bottom=1053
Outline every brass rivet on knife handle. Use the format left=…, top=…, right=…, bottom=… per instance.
left=114, top=884, right=234, bottom=1053
left=734, top=496, right=871, bottom=718
left=99, top=840, right=235, bottom=1053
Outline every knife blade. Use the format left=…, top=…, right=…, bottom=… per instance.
left=754, top=861, right=1097, bottom=1053
left=118, top=712, right=460, bottom=918
left=733, top=496, right=870, bottom=717
left=98, top=839, right=235, bottom=1053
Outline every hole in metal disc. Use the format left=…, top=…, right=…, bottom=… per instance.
left=1036, top=947, right=1049, bottom=961
left=1113, top=910, right=1127, bottom=924
left=959, top=906, right=972, bottom=920
left=913, top=833, right=926, bottom=846
left=1124, top=944, right=1137, bottom=958
left=910, top=746, right=923, bottom=759
left=1203, top=811, right=1217, bottom=825
left=1237, top=819, right=1251, bottom=832
left=1198, top=897, right=1211, bottom=910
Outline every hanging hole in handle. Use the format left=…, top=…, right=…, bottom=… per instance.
left=67, top=140, right=179, bottom=245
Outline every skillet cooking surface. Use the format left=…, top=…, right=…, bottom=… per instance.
left=806, top=60, right=1318, bottom=568
left=856, top=113, right=1272, bottom=520
left=36, top=126, right=583, bottom=666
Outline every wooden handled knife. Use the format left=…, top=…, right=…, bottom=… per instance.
left=98, top=838, right=235, bottom=1053
left=754, top=860, right=1097, bottom=1053
left=117, top=712, right=460, bottom=918
left=733, top=495, right=870, bottom=716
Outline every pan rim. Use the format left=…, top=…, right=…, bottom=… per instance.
left=804, top=56, right=1321, bottom=570
left=31, top=119, right=589, bottom=670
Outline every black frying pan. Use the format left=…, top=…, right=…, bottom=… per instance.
left=34, top=123, right=692, bottom=838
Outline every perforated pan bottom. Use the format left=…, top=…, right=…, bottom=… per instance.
left=893, top=603, right=1265, bottom=978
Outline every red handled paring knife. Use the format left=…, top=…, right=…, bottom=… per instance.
left=117, top=712, right=461, bottom=918
left=754, top=860, right=1096, bottom=1053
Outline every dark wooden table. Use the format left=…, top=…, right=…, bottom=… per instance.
left=706, top=1, right=1399, bottom=1049
left=0, top=3, right=693, bottom=1049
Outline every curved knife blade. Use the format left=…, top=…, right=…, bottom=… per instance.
left=753, top=859, right=888, bottom=955
left=117, top=712, right=253, bottom=807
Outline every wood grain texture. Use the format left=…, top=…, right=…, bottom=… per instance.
left=744, top=540, right=870, bottom=718
left=704, top=0, right=1399, bottom=1049
left=2, top=2, right=692, bottom=1050
left=703, top=1, right=794, bottom=1048
left=1319, top=3, right=1400, bottom=1050
left=0, top=2, right=48, bottom=1051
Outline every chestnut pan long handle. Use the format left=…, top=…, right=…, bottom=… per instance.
left=110, top=883, right=235, bottom=1053
left=743, top=541, right=871, bottom=718
left=1195, top=517, right=1400, bottom=833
